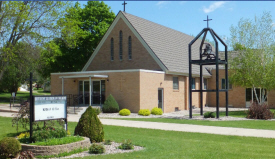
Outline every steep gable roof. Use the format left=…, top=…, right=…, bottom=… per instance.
left=83, top=11, right=210, bottom=77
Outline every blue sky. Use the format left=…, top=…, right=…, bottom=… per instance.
left=79, top=1, right=275, bottom=49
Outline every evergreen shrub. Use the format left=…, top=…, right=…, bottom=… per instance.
left=89, top=143, right=105, bottom=154
left=119, top=109, right=131, bottom=116
left=93, top=107, right=101, bottom=115
left=204, top=112, right=215, bottom=118
left=246, top=102, right=274, bottom=120
left=102, top=94, right=119, bottom=113
left=74, top=106, right=104, bottom=142
left=151, top=107, right=163, bottom=115
left=138, top=109, right=150, bottom=116
left=0, top=137, right=21, bottom=158
left=104, top=139, right=112, bottom=145
left=118, top=139, right=134, bottom=150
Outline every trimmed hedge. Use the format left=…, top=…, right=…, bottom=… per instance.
left=102, top=94, right=119, bottom=113
left=119, top=109, right=131, bottom=116
left=204, top=112, right=215, bottom=118
left=151, top=107, right=163, bottom=115
left=74, top=106, right=104, bottom=142
left=0, top=137, right=21, bottom=158
left=138, top=109, right=150, bottom=116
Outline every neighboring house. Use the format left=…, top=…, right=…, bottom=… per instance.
left=51, top=11, right=274, bottom=113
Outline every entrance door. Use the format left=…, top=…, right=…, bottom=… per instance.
left=158, top=88, right=163, bottom=111
left=93, top=81, right=100, bottom=104
left=78, top=80, right=105, bottom=105
left=78, top=81, right=89, bottom=105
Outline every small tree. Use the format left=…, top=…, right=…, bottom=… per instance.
left=74, top=106, right=104, bottom=142
left=229, top=11, right=275, bottom=104
left=102, top=94, right=119, bottom=113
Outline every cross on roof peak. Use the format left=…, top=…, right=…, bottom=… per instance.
left=122, top=1, right=127, bottom=12
left=204, top=15, right=212, bottom=28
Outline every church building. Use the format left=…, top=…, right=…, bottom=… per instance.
left=51, top=11, right=275, bottom=113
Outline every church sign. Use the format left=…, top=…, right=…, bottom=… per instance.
left=33, top=96, right=67, bottom=121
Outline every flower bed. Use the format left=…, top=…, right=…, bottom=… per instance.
left=21, top=137, right=91, bottom=156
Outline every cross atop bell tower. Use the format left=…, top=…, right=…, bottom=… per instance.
left=204, top=15, right=212, bottom=28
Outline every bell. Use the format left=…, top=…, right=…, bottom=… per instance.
left=202, top=43, right=215, bottom=60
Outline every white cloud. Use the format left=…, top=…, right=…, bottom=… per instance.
left=156, top=1, right=170, bottom=8
left=156, top=1, right=169, bottom=6
left=203, top=1, right=226, bottom=13
left=179, top=1, right=186, bottom=5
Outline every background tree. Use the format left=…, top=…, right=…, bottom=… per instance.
left=229, top=11, right=275, bottom=104
left=0, top=42, right=41, bottom=95
left=38, top=1, right=116, bottom=78
left=0, top=1, right=69, bottom=81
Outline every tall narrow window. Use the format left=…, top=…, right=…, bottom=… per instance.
left=119, top=30, right=123, bottom=60
left=204, top=78, right=207, bottom=89
left=110, top=38, right=114, bottom=61
left=128, top=36, right=132, bottom=60
left=222, top=79, right=232, bottom=89
left=173, top=77, right=179, bottom=90
left=192, top=78, right=196, bottom=89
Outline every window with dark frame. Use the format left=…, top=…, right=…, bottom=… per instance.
left=119, top=30, right=123, bottom=60
left=192, top=78, right=196, bottom=89
left=128, top=36, right=132, bottom=60
left=110, top=38, right=114, bottom=61
left=204, top=78, right=207, bottom=89
left=222, top=79, right=232, bottom=89
left=173, top=77, right=179, bottom=90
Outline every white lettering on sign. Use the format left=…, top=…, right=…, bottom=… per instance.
left=34, top=96, right=66, bottom=121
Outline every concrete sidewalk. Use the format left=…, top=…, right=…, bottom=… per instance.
left=1, top=107, right=275, bottom=139
left=66, top=114, right=275, bottom=139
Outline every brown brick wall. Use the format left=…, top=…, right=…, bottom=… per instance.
left=139, top=72, right=188, bottom=113
left=86, top=18, right=162, bottom=71
left=105, top=72, right=140, bottom=113
left=51, top=71, right=141, bottom=112
left=207, top=69, right=246, bottom=107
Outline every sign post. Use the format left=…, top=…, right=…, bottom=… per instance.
left=27, top=72, right=67, bottom=143
left=26, top=72, right=36, bottom=143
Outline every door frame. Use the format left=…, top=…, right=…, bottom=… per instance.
left=79, top=79, right=102, bottom=105
left=158, top=88, right=164, bottom=112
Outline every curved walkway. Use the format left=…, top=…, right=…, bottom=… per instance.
left=1, top=105, right=275, bottom=139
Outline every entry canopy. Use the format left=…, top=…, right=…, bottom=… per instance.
left=59, top=75, right=108, bottom=79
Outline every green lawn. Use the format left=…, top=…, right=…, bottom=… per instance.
left=0, top=88, right=51, bottom=104
left=113, top=117, right=275, bottom=131
left=1, top=116, right=275, bottom=158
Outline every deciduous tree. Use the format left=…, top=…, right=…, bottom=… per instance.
left=0, top=1, right=69, bottom=80
left=229, top=12, right=275, bottom=104
left=38, top=1, right=115, bottom=78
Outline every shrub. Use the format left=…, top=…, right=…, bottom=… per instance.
left=119, top=109, right=131, bottom=116
left=32, top=127, right=67, bottom=142
left=104, top=139, right=112, bottom=145
left=118, top=139, right=134, bottom=150
left=74, top=106, right=104, bottom=142
left=246, top=102, right=274, bottom=120
left=93, top=107, right=101, bottom=115
left=102, top=94, right=119, bottom=113
left=138, top=109, right=150, bottom=116
left=151, top=107, right=163, bottom=115
left=17, top=132, right=30, bottom=139
left=0, top=137, right=22, bottom=158
left=204, top=112, right=215, bottom=118
left=89, top=143, right=105, bottom=154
